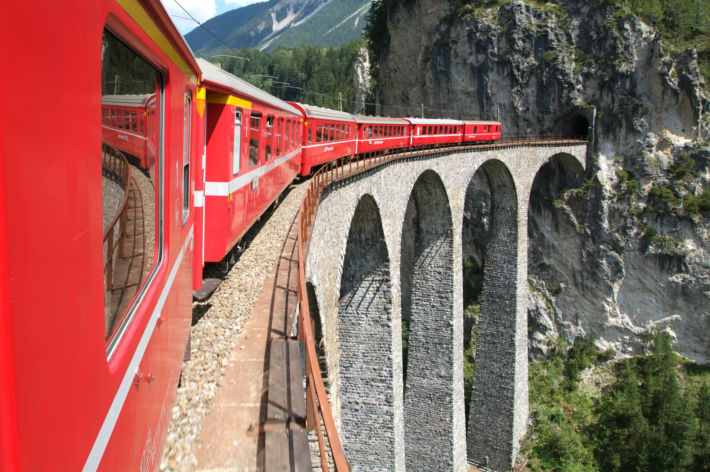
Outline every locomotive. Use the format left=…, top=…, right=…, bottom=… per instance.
left=0, top=0, right=501, bottom=470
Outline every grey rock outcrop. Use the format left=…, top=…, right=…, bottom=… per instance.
left=375, top=0, right=710, bottom=363
left=352, top=47, right=372, bottom=114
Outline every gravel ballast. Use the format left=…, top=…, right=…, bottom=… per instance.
left=160, top=181, right=307, bottom=471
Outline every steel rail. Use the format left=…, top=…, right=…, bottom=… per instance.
left=294, top=135, right=587, bottom=470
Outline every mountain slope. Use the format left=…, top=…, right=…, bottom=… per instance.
left=186, top=0, right=371, bottom=54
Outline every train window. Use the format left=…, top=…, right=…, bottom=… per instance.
left=286, top=120, right=292, bottom=150
left=276, top=118, right=282, bottom=156
left=265, top=115, right=273, bottom=161
left=474, top=126, right=478, bottom=133
left=101, top=29, right=163, bottom=350
left=308, top=125, right=312, bottom=144
left=233, top=109, right=242, bottom=174
left=316, top=123, right=322, bottom=143
left=182, top=93, right=191, bottom=225
left=249, top=112, right=261, bottom=167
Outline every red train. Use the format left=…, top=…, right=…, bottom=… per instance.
left=0, top=1, right=500, bottom=470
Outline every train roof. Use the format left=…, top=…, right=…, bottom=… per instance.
left=462, top=120, right=501, bottom=125
left=197, top=59, right=300, bottom=116
left=352, top=115, right=409, bottom=125
left=404, top=118, right=464, bottom=125
left=101, top=94, right=153, bottom=107
left=287, top=102, right=355, bottom=122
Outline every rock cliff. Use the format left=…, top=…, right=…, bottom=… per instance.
left=376, top=0, right=710, bottom=363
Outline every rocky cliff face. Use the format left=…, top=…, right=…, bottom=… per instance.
left=377, top=0, right=710, bottom=363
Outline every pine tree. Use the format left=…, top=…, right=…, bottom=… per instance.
left=594, top=363, right=649, bottom=471
left=642, top=331, right=695, bottom=471
left=694, top=381, right=710, bottom=470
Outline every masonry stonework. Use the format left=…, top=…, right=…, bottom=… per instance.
left=305, top=144, right=587, bottom=471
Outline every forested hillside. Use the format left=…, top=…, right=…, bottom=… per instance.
left=186, top=0, right=371, bottom=55
left=522, top=332, right=710, bottom=471
left=206, top=42, right=367, bottom=111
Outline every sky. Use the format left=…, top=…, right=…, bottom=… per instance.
left=162, top=0, right=269, bottom=35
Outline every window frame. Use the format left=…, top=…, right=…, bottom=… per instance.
left=233, top=109, right=242, bottom=175
left=102, top=26, right=166, bottom=358
left=182, top=92, right=191, bottom=225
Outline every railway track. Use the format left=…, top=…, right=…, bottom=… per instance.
left=159, top=137, right=587, bottom=471
left=160, top=182, right=307, bottom=471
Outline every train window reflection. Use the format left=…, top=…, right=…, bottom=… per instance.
left=265, top=115, right=273, bottom=161
left=101, top=29, right=162, bottom=347
left=249, top=113, right=261, bottom=167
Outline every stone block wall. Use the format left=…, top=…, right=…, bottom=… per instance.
left=305, top=144, right=587, bottom=471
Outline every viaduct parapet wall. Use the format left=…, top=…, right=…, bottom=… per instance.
left=305, top=144, right=587, bottom=471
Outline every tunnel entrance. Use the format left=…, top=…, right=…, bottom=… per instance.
left=560, top=108, right=595, bottom=140
left=567, top=114, right=589, bottom=139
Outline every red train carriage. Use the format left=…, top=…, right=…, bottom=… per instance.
left=0, top=1, right=199, bottom=470
left=405, top=118, right=464, bottom=147
left=101, top=94, right=158, bottom=169
left=197, top=59, right=302, bottom=265
left=354, top=115, right=410, bottom=154
left=288, top=102, right=356, bottom=176
left=463, top=120, right=502, bottom=143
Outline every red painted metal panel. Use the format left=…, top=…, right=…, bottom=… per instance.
left=202, top=89, right=300, bottom=263
left=0, top=1, right=197, bottom=470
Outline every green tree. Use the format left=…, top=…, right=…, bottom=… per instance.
left=594, top=363, right=649, bottom=471
left=641, top=331, right=696, bottom=471
left=695, top=381, right=710, bottom=470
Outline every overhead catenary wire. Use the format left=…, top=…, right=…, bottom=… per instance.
left=170, top=0, right=236, bottom=53
left=167, top=0, right=477, bottom=119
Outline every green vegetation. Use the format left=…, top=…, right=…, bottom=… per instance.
left=642, top=225, right=685, bottom=252
left=683, top=187, right=710, bottom=214
left=523, top=331, right=710, bottom=471
left=609, top=0, right=710, bottom=84
left=208, top=41, right=363, bottom=111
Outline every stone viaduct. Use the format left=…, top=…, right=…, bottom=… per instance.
left=304, top=143, right=588, bottom=471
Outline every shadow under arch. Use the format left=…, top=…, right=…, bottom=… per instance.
left=399, top=170, right=457, bottom=471
left=305, top=281, right=323, bottom=351
left=465, top=159, right=526, bottom=471
left=527, top=152, right=589, bottom=356
left=337, top=194, right=394, bottom=470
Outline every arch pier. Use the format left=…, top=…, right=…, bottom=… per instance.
left=305, top=143, right=587, bottom=471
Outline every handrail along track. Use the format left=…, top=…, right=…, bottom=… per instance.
left=102, top=144, right=132, bottom=293
left=294, top=135, right=588, bottom=471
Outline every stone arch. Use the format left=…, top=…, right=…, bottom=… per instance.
left=466, top=159, right=526, bottom=471
left=528, top=153, right=588, bottom=356
left=337, top=194, right=394, bottom=470
left=400, top=170, right=458, bottom=471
